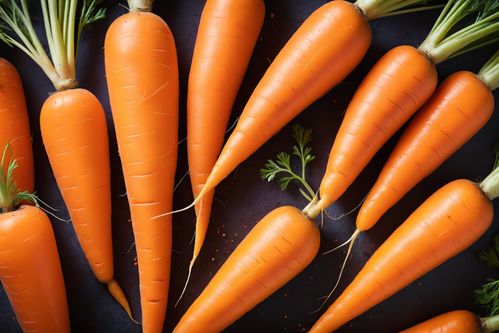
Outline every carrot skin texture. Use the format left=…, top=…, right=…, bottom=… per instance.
left=188, top=0, right=265, bottom=264
left=0, top=205, right=70, bottom=333
left=357, top=71, right=494, bottom=231
left=318, top=45, right=437, bottom=209
left=202, top=0, right=371, bottom=192
left=0, top=59, right=34, bottom=192
left=310, top=180, right=493, bottom=333
left=400, top=310, right=482, bottom=333
left=174, top=206, right=320, bottom=333
left=40, top=88, right=114, bottom=284
left=105, top=12, right=179, bottom=333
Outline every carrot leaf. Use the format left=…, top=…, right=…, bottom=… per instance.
left=355, top=0, right=443, bottom=21
left=478, top=234, right=499, bottom=269
left=260, top=125, right=316, bottom=202
left=475, top=279, right=499, bottom=316
left=419, top=0, right=499, bottom=64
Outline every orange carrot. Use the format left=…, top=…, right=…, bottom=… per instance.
left=305, top=0, right=499, bottom=217
left=105, top=0, right=179, bottom=331
left=173, top=206, right=320, bottom=333
left=178, top=0, right=442, bottom=213
left=0, top=150, right=70, bottom=333
left=186, top=0, right=265, bottom=286
left=310, top=168, right=499, bottom=332
left=0, top=59, right=33, bottom=193
left=0, top=0, right=130, bottom=316
left=357, top=51, right=497, bottom=231
left=400, top=310, right=499, bottom=333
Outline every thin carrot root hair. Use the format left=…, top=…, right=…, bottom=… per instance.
left=152, top=187, right=205, bottom=219
left=313, top=229, right=361, bottom=313
left=174, top=169, right=191, bottom=193
left=34, top=196, right=70, bottom=223
left=324, top=196, right=366, bottom=221
left=175, top=198, right=205, bottom=308
left=177, top=115, right=240, bottom=146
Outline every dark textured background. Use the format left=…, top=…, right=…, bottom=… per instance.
left=1, top=1, right=498, bottom=332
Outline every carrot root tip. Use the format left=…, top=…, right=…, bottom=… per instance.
left=107, top=280, right=135, bottom=322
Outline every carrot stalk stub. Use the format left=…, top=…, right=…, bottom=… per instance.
left=173, top=206, right=320, bottom=333
left=105, top=2, right=179, bottom=331
left=0, top=59, right=34, bottom=193
left=310, top=179, right=494, bottom=333
left=187, top=0, right=265, bottom=275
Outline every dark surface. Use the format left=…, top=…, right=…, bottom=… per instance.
left=0, top=1, right=498, bottom=332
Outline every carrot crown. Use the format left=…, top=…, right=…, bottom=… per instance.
left=481, top=165, right=499, bottom=201
left=128, top=0, right=153, bottom=12
left=355, top=0, right=443, bottom=21
left=418, top=0, right=499, bottom=64
left=0, top=0, right=105, bottom=91
left=0, top=146, right=36, bottom=212
left=479, top=50, right=499, bottom=91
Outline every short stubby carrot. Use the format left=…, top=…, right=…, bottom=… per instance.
left=173, top=206, right=320, bottom=333
left=309, top=179, right=495, bottom=333
left=0, top=58, right=34, bottom=192
left=105, top=1, right=179, bottom=331
left=187, top=0, right=265, bottom=279
left=400, top=310, right=483, bottom=333
left=0, top=205, right=70, bottom=333
left=357, top=70, right=495, bottom=231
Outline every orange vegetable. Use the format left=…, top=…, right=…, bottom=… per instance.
left=0, top=58, right=34, bottom=193
left=400, top=310, right=483, bottom=333
left=357, top=67, right=495, bottom=231
left=105, top=0, right=179, bottom=331
left=186, top=0, right=265, bottom=281
left=0, top=149, right=70, bottom=333
left=305, top=0, right=499, bottom=217
left=174, top=206, right=320, bottom=333
left=310, top=177, right=497, bottom=332
left=0, top=0, right=131, bottom=316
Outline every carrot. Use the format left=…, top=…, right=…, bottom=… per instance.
left=305, top=0, right=499, bottom=218
left=0, top=59, right=33, bottom=193
left=173, top=206, right=320, bottom=333
left=357, top=51, right=498, bottom=232
left=173, top=0, right=442, bottom=214
left=0, top=0, right=131, bottom=316
left=400, top=310, right=491, bottom=333
left=185, top=0, right=265, bottom=294
left=104, top=0, right=179, bottom=331
left=0, top=149, right=70, bottom=333
left=309, top=162, right=499, bottom=332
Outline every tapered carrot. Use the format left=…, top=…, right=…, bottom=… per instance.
left=186, top=0, right=265, bottom=290
left=0, top=0, right=130, bottom=316
left=0, top=59, right=33, bottom=193
left=105, top=0, right=179, bottom=331
left=305, top=0, right=499, bottom=218
left=174, top=206, right=320, bottom=333
left=0, top=149, right=70, bottom=333
left=310, top=163, right=499, bottom=332
left=401, top=310, right=499, bottom=333
left=357, top=51, right=498, bottom=231
left=174, top=0, right=443, bottom=213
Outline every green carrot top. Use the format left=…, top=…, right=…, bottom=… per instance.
left=418, top=0, right=499, bottom=64
left=479, top=50, right=499, bottom=91
left=481, top=164, right=499, bottom=201
left=128, top=0, right=153, bottom=12
left=0, top=0, right=105, bottom=90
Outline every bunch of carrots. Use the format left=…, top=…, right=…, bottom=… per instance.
left=0, top=0, right=497, bottom=332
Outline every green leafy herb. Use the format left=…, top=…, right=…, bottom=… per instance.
left=260, top=124, right=316, bottom=202
left=475, top=279, right=499, bottom=316
left=479, top=234, right=499, bottom=269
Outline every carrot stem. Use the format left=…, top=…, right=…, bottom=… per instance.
left=355, top=0, right=438, bottom=20
left=128, top=0, right=153, bottom=12
left=418, top=0, right=499, bottom=64
left=479, top=51, right=499, bottom=91
left=482, top=314, right=499, bottom=333
left=481, top=166, right=499, bottom=200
